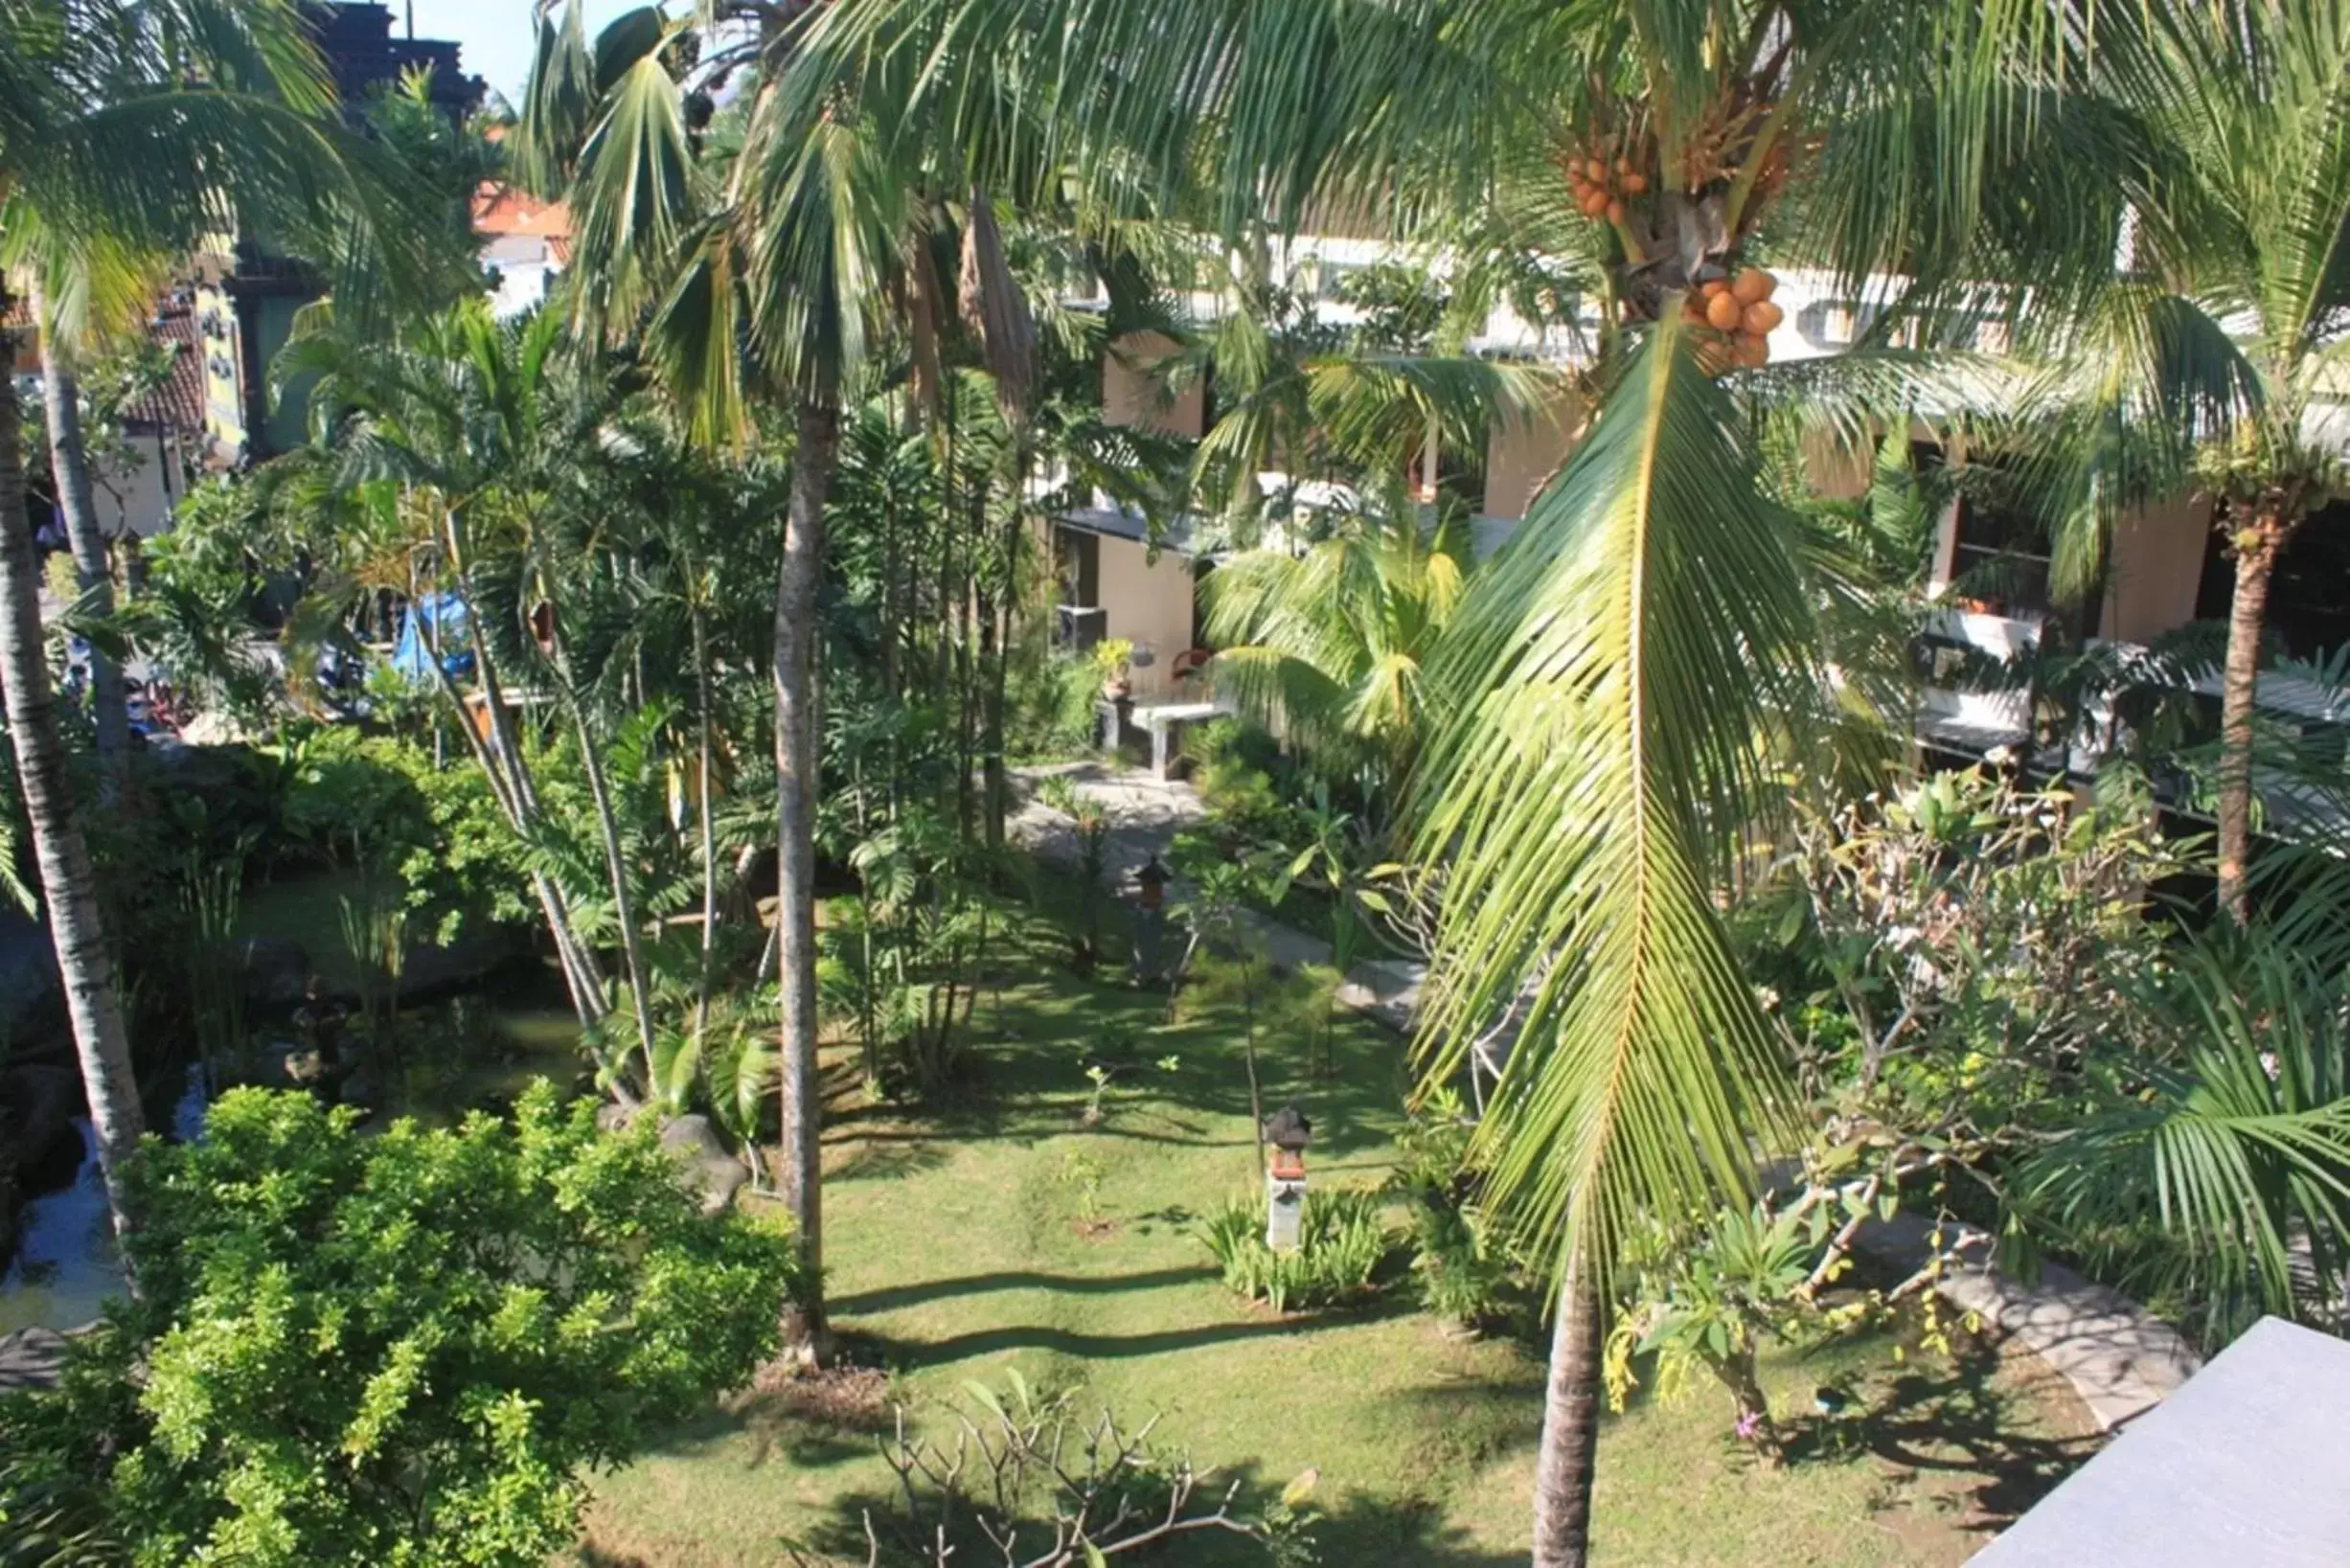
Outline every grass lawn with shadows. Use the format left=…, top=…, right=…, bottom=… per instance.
left=575, top=901, right=2098, bottom=1566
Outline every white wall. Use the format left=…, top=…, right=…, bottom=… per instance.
left=89, top=430, right=189, bottom=539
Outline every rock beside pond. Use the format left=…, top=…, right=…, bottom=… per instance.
left=235, top=936, right=312, bottom=1008
left=2, top=1063, right=84, bottom=1188
left=0, top=1327, right=73, bottom=1393
left=658, top=1113, right=749, bottom=1216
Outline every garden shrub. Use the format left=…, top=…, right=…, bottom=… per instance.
left=0, top=1084, right=800, bottom=1567
left=1198, top=1187, right=1397, bottom=1313
left=1004, top=633, right=1102, bottom=759
left=273, top=726, right=532, bottom=943
left=1188, top=718, right=1293, bottom=846
left=1389, top=1091, right=1526, bottom=1332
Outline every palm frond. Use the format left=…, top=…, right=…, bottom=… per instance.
left=2018, top=940, right=2350, bottom=1340
left=1412, top=311, right=1811, bottom=1284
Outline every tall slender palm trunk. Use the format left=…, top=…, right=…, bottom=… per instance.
left=1532, top=1246, right=1605, bottom=1568
left=31, top=283, right=131, bottom=802
left=2215, top=499, right=2293, bottom=926
left=0, top=332, right=147, bottom=1267
left=776, top=393, right=837, bottom=1359
left=563, top=679, right=659, bottom=1085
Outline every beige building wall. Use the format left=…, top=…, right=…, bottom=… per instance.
left=1102, top=331, right=1205, bottom=439
left=1096, top=534, right=1197, bottom=702
left=1481, top=391, right=1586, bottom=520
left=2100, top=496, right=2213, bottom=644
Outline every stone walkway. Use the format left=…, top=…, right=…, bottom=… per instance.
left=1850, top=1216, right=2201, bottom=1430
left=1008, top=759, right=2206, bottom=1432
left=1007, top=761, right=1428, bottom=1030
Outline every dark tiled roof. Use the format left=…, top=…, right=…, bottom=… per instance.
left=122, top=304, right=205, bottom=434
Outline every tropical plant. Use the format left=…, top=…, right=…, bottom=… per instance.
left=0, top=1083, right=800, bottom=1565
left=0, top=0, right=443, bottom=1267
left=290, top=303, right=647, bottom=1058
left=1203, top=508, right=1472, bottom=784
left=1606, top=1201, right=1889, bottom=1458
left=2017, top=942, right=2350, bottom=1346
left=1198, top=1188, right=1397, bottom=1314
left=681, top=1, right=2150, bottom=1554
left=2020, top=0, right=2350, bottom=921
left=1760, top=767, right=2186, bottom=1155
left=1409, top=317, right=1816, bottom=1560
left=1390, top=1090, right=1526, bottom=1331
left=518, top=0, right=922, bottom=1359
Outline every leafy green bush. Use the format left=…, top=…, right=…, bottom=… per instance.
left=272, top=726, right=531, bottom=942
left=1198, top=1187, right=1396, bottom=1313
left=1188, top=718, right=1292, bottom=846
left=0, top=1085, right=800, bottom=1566
left=1389, top=1091, right=1525, bottom=1331
left=1004, top=631, right=1103, bottom=759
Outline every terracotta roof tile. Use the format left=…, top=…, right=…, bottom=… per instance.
left=123, top=303, right=206, bottom=434
left=472, top=181, right=573, bottom=241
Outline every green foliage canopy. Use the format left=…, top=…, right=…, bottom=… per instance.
left=3, top=1085, right=800, bottom=1566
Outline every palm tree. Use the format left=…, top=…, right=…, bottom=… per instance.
left=0, top=0, right=441, bottom=1264
left=518, top=1, right=908, bottom=1357
left=2024, top=0, right=2350, bottom=923
left=1413, top=317, right=1813, bottom=1561
left=2019, top=939, right=2350, bottom=1343
left=28, top=261, right=146, bottom=802
left=785, top=1, right=2140, bottom=1557
left=291, top=306, right=650, bottom=1066
left=1201, top=504, right=1471, bottom=784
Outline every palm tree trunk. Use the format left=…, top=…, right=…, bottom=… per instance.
left=2216, top=500, right=2291, bottom=925
left=1532, top=1246, right=1605, bottom=1568
left=31, top=284, right=131, bottom=802
left=776, top=393, right=836, bottom=1361
left=561, top=665, right=658, bottom=1091
left=693, top=590, right=719, bottom=1063
left=422, top=584, right=612, bottom=1035
left=0, top=332, right=147, bottom=1269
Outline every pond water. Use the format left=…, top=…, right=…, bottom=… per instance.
left=0, top=986, right=584, bottom=1335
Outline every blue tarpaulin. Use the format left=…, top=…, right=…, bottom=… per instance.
left=391, top=593, right=476, bottom=682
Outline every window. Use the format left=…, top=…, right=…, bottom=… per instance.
left=1055, top=527, right=1100, bottom=607
left=1947, top=463, right=2051, bottom=617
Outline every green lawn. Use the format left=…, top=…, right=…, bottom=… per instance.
left=574, top=903, right=2098, bottom=1567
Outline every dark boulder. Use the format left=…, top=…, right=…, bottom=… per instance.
left=1, top=1064, right=83, bottom=1188
left=234, top=936, right=312, bottom=1009
left=657, top=1113, right=750, bottom=1216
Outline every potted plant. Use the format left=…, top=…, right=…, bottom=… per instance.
left=1091, top=637, right=1134, bottom=701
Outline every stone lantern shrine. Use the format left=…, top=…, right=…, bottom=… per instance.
left=1263, top=1103, right=1312, bottom=1251
left=1129, top=853, right=1170, bottom=984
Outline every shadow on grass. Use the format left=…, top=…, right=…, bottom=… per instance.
left=875, top=1294, right=1417, bottom=1369
left=1781, top=1335, right=2101, bottom=1532
left=833, top=1264, right=1217, bottom=1318
left=784, top=1466, right=1528, bottom=1568
left=830, top=1139, right=954, bottom=1183
left=1310, top=1492, right=1528, bottom=1567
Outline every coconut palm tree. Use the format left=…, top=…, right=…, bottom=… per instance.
left=0, top=0, right=441, bottom=1264
left=783, top=0, right=2144, bottom=1557
left=2015, top=0, right=2349, bottom=923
